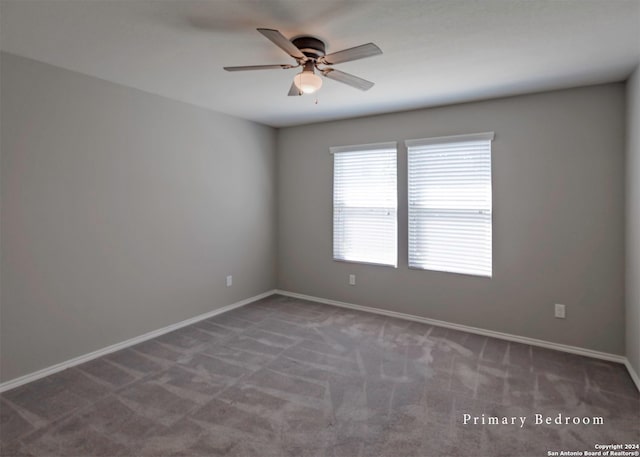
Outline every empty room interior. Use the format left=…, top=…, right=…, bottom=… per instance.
left=1, top=1, right=639, bottom=456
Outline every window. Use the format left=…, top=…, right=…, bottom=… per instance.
left=332, top=142, right=397, bottom=267
left=406, top=132, right=494, bottom=277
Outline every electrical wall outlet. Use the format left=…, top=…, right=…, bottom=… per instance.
left=226, top=275, right=233, bottom=287
left=554, top=303, right=566, bottom=319
left=349, top=274, right=356, bottom=286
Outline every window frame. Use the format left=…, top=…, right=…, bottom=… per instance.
left=331, top=141, right=398, bottom=268
left=405, top=132, right=494, bottom=278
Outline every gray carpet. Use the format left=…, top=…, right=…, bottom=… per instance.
left=1, top=294, right=638, bottom=457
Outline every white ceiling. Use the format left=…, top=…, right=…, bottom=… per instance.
left=1, top=0, right=639, bottom=127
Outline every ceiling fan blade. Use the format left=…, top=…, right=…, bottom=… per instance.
left=320, top=43, right=382, bottom=65
left=224, top=64, right=293, bottom=71
left=257, top=28, right=305, bottom=60
left=288, top=82, right=302, bottom=96
left=322, top=68, right=374, bottom=91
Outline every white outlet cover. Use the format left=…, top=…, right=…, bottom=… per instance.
left=554, top=303, right=566, bottom=318
left=349, top=274, right=356, bottom=286
left=226, top=275, right=232, bottom=287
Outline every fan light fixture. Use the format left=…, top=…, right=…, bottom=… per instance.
left=293, top=68, right=323, bottom=94
left=223, top=29, right=382, bottom=96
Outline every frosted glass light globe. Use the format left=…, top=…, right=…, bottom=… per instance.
left=293, top=71, right=323, bottom=94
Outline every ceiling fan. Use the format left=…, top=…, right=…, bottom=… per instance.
left=224, top=28, right=382, bottom=96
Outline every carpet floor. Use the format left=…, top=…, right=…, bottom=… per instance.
left=1, top=294, right=638, bottom=456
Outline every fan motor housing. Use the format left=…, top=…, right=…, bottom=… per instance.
left=291, top=36, right=326, bottom=59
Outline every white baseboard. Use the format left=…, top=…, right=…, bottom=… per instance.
left=0, top=290, right=276, bottom=393
left=3, top=288, right=637, bottom=394
left=624, top=360, right=640, bottom=392
left=277, top=290, right=640, bottom=391
left=275, top=289, right=629, bottom=366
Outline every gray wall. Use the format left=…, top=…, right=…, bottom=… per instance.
left=0, top=50, right=631, bottom=383
left=277, top=84, right=626, bottom=355
left=627, top=66, right=640, bottom=376
left=0, top=52, right=277, bottom=382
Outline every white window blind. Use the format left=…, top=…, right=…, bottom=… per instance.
left=406, top=132, right=494, bottom=277
left=332, top=142, right=397, bottom=267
